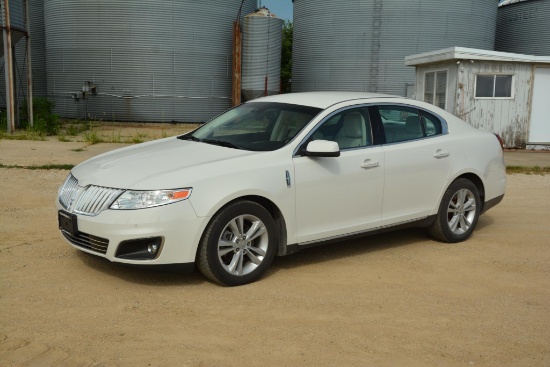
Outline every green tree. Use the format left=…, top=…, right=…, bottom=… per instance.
left=281, top=20, right=292, bottom=93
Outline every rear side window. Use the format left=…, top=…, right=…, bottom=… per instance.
left=419, top=110, right=442, bottom=137
left=376, top=105, right=442, bottom=143
left=377, top=106, right=423, bottom=143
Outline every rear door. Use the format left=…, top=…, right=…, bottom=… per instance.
left=372, top=104, right=452, bottom=226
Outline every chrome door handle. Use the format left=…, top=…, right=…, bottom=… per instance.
left=434, top=150, right=450, bottom=159
left=361, top=161, right=380, bottom=169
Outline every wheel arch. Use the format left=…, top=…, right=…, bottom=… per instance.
left=428, top=173, right=485, bottom=243
left=450, top=172, right=485, bottom=212
left=204, top=195, right=289, bottom=257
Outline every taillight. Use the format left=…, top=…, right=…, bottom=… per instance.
left=493, top=133, right=504, bottom=150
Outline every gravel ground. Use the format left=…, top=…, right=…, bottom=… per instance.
left=0, top=138, right=549, bottom=367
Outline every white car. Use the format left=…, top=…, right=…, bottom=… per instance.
left=57, top=92, right=506, bottom=286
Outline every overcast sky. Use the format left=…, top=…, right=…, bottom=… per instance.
left=259, top=0, right=293, bottom=21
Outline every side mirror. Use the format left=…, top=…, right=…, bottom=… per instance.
left=305, top=140, right=340, bottom=157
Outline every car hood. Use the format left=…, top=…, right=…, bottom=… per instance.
left=72, top=137, right=256, bottom=189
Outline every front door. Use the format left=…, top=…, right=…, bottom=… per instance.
left=293, top=106, right=385, bottom=244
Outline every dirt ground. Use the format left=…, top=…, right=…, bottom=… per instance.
left=0, top=135, right=549, bottom=367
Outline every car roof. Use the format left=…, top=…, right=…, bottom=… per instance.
left=249, top=91, right=401, bottom=109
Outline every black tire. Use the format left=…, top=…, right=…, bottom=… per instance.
left=197, top=200, right=277, bottom=286
left=428, top=178, right=482, bottom=243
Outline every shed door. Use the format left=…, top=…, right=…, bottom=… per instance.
left=529, top=68, right=550, bottom=144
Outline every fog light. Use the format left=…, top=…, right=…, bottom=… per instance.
left=115, top=237, right=163, bottom=260
left=148, top=243, right=159, bottom=255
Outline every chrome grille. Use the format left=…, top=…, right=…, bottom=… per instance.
left=74, top=186, right=125, bottom=216
left=58, top=174, right=79, bottom=210
left=61, top=230, right=109, bottom=254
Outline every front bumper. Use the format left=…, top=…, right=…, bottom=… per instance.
left=56, top=199, right=210, bottom=267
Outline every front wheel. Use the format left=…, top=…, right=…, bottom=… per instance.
left=428, top=178, right=482, bottom=243
left=197, top=200, right=277, bottom=286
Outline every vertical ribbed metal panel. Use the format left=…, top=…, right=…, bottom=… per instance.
left=27, top=0, right=47, bottom=98
left=292, top=0, right=498, bottom=97
left=44, top=0, right=256, bottom=123
left=242, top=9, right=283, bottom=101
left=495, top=0, right=550, bottom=56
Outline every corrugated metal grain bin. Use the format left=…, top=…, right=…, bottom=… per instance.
left=292, top=0, right=498, bottom=96
left=44, top=0, right=256, bottom=122
left=242, top=7, right=283, bottom=101
left=1, top=0, right=26, bottom=42
left=0, top=0, right=48, bottom=107
left=495, top=0, right=550, bottom=56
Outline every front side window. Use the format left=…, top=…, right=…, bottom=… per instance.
left=377, top=105, right=442, bottom=143
left=475, top=75, right=513, bottom=98
left=310, top=107, right=373, bottom=150
left=424, top=70, right=447, bottom=109
left=181, top=102, right=321, bottom=151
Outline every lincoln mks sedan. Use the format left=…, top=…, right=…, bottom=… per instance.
left=57, top=92, right=506, bottom=286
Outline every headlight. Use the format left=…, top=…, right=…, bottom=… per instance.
left=110, top=188, right=192, bottom=210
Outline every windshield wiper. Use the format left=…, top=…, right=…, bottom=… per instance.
left=178, top=134, right=201, bottom=142
left=201, top=139, right=244, bottom=150
left=178, top=135, right=244, bottom=150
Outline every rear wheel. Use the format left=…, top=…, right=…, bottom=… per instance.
left=197, top=200, right=277, bottom=286
left=429, top=178, right=481, bottom=243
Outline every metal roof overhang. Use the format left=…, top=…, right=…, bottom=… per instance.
left=405, top=47, right=550, bottom=66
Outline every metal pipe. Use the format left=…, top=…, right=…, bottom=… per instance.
left=232, top=20, right=242, bottom=106
left=12, top=44, right=18, bottom=128
left=24, top=0, right=33, bottom=127
left=2, top=0, right=16, bottom=133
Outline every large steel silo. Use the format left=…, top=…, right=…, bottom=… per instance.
left=44, top=0, right=256, bottom=122
left=495, top=0, right=550, bottom=56
left=242, top=7, right=283, bottom=101
left=292, top=0, right=498, bottom=96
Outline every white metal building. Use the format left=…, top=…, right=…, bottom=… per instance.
left=406, top=47, right=550, bottom=149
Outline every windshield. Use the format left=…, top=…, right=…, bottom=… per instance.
left=179, top=102, right=322, bottom=151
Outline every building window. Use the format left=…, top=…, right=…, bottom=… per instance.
left=424, top=70, right=447, bottom=109
left=475, top=75, right=513, bottom=98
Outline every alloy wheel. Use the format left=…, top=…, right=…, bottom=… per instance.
left=217, top=214, right=269, bottom=276
left=447, top=188, right=477, bottom=235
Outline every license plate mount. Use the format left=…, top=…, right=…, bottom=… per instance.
left=58, top=210, right=78, bottom=236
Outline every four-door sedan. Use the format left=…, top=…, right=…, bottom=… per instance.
left=57, top=92, right=506, bottom=286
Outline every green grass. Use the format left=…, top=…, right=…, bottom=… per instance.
left=106, top=131, right=123, bottom=143
left=125, top=132, right=149, bottom=144
left=0, top=163, right=74, bottom=170
left=65, top=122, right=90, bottom=136
left=83, top=130, right=103, bottom=144
left=506, top=165, right=550, bottom=175
left=0, top=130, right=47, bottom=141
left=57, top=134, right=71, bottom=142
left=128, top=136, right=144, bottom=144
